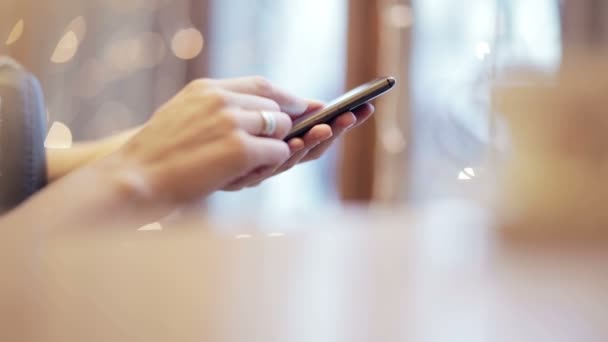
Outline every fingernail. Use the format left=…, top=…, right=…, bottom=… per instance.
left=283, top=102, right=309, bottom=116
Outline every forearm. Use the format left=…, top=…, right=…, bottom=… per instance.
left=46, top=127, right=140, bottom=182
left=1, top=154, right=165, bottom=233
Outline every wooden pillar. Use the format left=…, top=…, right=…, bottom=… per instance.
left=340, top=0, right=412, bottom=203
left=372, top=0, right=412, bottom=203
left=339, top=0, right=381, bottom=202
left=561, top=0, right=608, bottom=63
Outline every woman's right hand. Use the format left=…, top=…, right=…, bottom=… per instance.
left=106, top=76, right=311, bottom=205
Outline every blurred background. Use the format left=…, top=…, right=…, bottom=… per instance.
left=5, top=3, right=608, bottom=341
left=0, top=0, right=604, bottom=216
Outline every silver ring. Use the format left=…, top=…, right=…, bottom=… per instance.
left=259, top=111, right=277, bottom=137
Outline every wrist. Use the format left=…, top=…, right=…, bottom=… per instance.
left=3, top=151, right=170, bottom=232
left=93, top=127, right=141, bottom=161
left=95, top=153, right=152, bottom=204
left=71, top=153, right=170, bottom=229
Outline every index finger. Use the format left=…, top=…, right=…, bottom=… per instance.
left=211, top=76, right=312, bottom=116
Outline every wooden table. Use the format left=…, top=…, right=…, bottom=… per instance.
left=5, top=200, right=608, bottom=341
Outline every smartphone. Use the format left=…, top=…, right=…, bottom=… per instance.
left=284, top=76, right=397, bottom=141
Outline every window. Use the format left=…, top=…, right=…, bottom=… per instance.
left=408, top=0, right=562, bottom=202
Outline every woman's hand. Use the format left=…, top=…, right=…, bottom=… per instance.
left=108, top=76, right=308, bottom=204
left=2, top=76, right=375, bottom=231
left=47, top=76, right=375, bottom=202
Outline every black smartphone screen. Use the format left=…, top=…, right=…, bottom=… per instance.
left=284, top=76, right=396, bottom=141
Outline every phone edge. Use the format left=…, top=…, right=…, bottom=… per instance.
left=284, top=76, right=396, bottom=141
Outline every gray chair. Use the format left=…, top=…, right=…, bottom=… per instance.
left=0, top=57, right=48, bottom=214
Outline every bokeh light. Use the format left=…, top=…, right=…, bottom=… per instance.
left=458, top=168, right=476, bottom=181
left=104, top=36, right=143, bottom=72
left=45, top=122, right=73, bottom=149
left=5, top=19, right=24, bottom=45
left=103, top=32, right=167, bottom=74
left=51, top=31, right=79, bottom=64
left=387, top=4, right=413, bottom=29
left=381, top=128, right=407, bottom=154
left=171, top=28, right=204, bottom=60
left=65, top=16, right=87, bottom=42
left=475, top=41, right=491, bottom=61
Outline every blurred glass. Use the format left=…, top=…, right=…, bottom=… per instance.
left=407, top=0, right=562, bottom=203
left=205, top=0, right=349, bottom=217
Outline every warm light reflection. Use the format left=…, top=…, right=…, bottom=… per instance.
left=138, top=222, right=163, bottom=231
left=5, top=19, right=24, bottom=45
left=171, top=28, right=204, bottom=60
left=235, top=234, right=252, bottom=239
left=45, top=122, right=73, bottom=149
left=65, top=16, right=87, bottom=42
left=382, top=129, right=407, bottom=154
left=387, top=4, right=413, bottom=29
left=51, top=31, right=79, bottom=64
left=268, top=232, right=285, bottom=237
